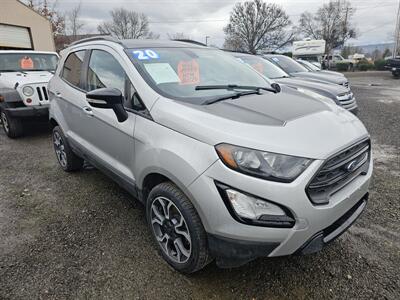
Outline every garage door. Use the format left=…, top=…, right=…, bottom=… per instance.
left=0, top=24, right=32, bottom=49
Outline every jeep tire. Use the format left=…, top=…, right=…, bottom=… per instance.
left=52, top=126, right=84, bottom=171
left=146, top=182, right=211, bottom=274
left=1, top=110, right=24, bottom=138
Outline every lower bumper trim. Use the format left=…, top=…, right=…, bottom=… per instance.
left=5, top=106, right=48, bottom=118
left=207, top=234, right=279, bottom=268
left=296, top=193, right=368, bottom=255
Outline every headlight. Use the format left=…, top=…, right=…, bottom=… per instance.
left=216, top=144, right=313, bottom=182
left=22, top=86, right=34, bottom=97
left=297, top=88, right=336, bottom=105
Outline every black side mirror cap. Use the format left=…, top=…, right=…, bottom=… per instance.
left=271, top=83, right=281, bottom=93
left=86, top=88, right=128, bottom=123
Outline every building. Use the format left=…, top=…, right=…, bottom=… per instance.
left=0, top=0, right=55, bottom=51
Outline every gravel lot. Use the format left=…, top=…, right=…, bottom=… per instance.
left=0, top=71, right=399, bottom=299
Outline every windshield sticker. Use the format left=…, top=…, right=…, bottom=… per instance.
left=20, top=56, right=34, bottom=69
left=177, top=60, right=200, bottom=85
left=271, top=57, right=279, bottom=62
left=250, top=63, right=264, bottom=74
left=132, top=49, right=159, bottom=60
left=143, top=63, right=180, bottom=84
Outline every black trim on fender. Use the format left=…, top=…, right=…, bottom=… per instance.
left=215, top=181, right=295, bottom=228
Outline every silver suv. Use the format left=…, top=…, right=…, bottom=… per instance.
left=48, top=37, right=372, bottom=273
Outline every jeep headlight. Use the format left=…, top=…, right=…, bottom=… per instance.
left=216, top=144, right=313, bottom=182
left=297, top=88, right=336, bottom=105
left=22, top=86, right=34, bottom=97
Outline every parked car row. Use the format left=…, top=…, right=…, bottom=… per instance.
left=0, top=38, right=372, bottom=274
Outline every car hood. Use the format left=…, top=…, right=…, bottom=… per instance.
left=0, top=71, right=53, bottom=88
left=319, top=70, right=345, bottom=77
left=290, top=71, right=347, bottom=85
left=151, top=87, right=368, bottom=159
left=276, top=77, right=349, bottom=98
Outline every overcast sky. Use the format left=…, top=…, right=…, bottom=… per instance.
left=54, top=0, right=399, bottom=47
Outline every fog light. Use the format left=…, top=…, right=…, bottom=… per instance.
left=216, top=182, right=295, bottom=227
left=226, top=189, right=286, bottom=219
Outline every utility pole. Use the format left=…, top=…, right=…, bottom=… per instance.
left=394, top=0, right=400, bottom=58
left=205, top=36, right=210, bottom=46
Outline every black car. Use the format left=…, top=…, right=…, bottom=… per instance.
left=386, top=57, right=400, bottom=78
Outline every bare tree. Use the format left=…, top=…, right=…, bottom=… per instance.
left=66, top=2, right=84, bottom=38
left=223, top=0, right=294, bottom=54
left=98, top=8, right=158, bottom=39
left=25, top=0, right=65, bottom=36
left=298, top=0, right=357, bottom=54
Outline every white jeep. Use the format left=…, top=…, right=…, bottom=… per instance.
left=0, top=50, right=59, bottom=138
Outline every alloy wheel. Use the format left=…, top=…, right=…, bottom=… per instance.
left=53, top=131, right=67, bottom=167
left=150, top=196, right=192, bottom=264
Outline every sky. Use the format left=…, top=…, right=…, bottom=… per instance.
left=52, top=0, right=399, bottom=47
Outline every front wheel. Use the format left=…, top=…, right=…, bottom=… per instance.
left=1, top=110, right=23, bottom=138
left=146, top=182, right=211, bottom=273
left=52, top=126, right=84, bottom=172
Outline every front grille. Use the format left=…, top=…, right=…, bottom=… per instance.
left=306, top=139, right=371, bottom=205
left=337, top=92, right=356, bottom=110
left=341, top=81, right=349, bottom=88
left=35, top=86, right=48, bottom=101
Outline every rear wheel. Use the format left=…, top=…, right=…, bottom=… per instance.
left=146, top=182, right=211, bottom=273
left=52, top=126, right=84, bottom=171
left=1, top=110, right=23, bottom=138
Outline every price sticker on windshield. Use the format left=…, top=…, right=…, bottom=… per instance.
left=132, top=49, right=159, bottom=60
left=177, top=60, right=200, bottom=85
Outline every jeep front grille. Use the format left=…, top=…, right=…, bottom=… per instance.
left=306, top=139, right=370, bottom=205
left=36, top=86, right=49, bottom=101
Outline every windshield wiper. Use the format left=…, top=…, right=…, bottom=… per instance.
left=202, top=90, right=261, bottom=105
left=195, top=84, right=278, bottom=94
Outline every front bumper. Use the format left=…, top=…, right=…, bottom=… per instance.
left=5, top=105, right=49, bottom=118
left=188, top=155, right=372, bottom=266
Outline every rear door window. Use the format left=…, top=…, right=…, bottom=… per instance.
left=61, top=50, right=85, bottom=88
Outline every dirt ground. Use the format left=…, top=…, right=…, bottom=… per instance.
left=0, top=71, right=399, bottom=299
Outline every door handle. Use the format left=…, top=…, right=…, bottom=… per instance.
left=82, top=106, right=94, bottom=116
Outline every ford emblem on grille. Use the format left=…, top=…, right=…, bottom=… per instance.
left=345, top=160, right=358, bottom=172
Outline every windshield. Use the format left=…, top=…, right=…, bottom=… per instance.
left=298, top=60, right=320, bottom=71
left=0, top=53, right=58, bottom=72
left=234, top=55, right=289, bottom=79
left=125, top=47, right=269, bottom=103
left=267, top=55, right=309, bottom=74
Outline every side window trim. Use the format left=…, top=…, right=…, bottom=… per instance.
left=60, top=49, right=88, bottom=93
left=80, top=49, right=91, bottom=91
left=86, top=47, right=150, bottom=115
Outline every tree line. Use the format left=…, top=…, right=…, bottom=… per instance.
left=25, top=0, right=358, bottom=55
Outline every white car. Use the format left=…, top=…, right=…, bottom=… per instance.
left=0, top=50, right=59, bottom=138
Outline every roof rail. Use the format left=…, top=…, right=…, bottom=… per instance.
left=172, top=39, right=207, bottom=47
left=69, top=36, right=122, bottom=47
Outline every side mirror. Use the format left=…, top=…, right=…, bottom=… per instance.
left=271, top=83, right=281, bottom=93
left=86, top=88, right=128, bottom=123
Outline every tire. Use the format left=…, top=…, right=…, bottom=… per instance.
left=52, top=126, right=84, bottom=172
left=1, top=109, right=24, bottom=138
left=146, top=182, right=211, bottom=273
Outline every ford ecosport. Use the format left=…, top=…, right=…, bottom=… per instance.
left=48, top=37, right=372, bottom=273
